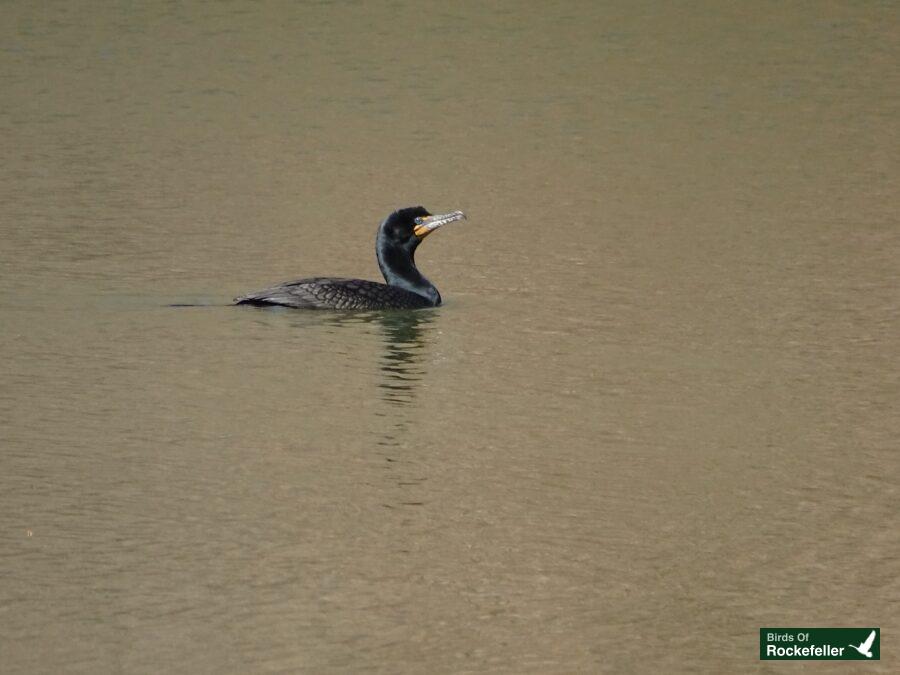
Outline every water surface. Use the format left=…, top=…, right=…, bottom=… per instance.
left=1, top=1, right=897, bottom=672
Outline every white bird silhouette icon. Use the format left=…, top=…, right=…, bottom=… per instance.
left=849, top=630, right=876, bottom=658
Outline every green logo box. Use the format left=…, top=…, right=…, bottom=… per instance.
left=760, top=628, right=880, bottom=660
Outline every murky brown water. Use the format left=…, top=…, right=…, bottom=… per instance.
left=2, top=1, right=898, bottom=672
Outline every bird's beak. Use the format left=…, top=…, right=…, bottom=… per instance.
left=413, top=210, right=467, bottom=238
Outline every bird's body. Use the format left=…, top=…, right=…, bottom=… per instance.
left=235, top=206, right=465, bottom=311
left=234, top=277, right=433, bottom=310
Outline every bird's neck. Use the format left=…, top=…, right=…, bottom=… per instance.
left=376, top=239, right=441, bottom=306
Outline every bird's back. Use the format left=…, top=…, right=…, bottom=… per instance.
left=234, top=277, right=433, bottom=310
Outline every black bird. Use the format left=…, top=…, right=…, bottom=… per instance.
left=234, top=206, right=466, bottom=310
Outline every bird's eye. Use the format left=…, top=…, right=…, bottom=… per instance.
left=413, top=216, right=426, bottom=225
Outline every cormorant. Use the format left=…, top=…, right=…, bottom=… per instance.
left=234, top=206, right=466, bottom=310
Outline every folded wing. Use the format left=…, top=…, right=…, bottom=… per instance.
left=234, top=277, right=431, bottom=310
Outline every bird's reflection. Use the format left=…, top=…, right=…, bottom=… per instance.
left=279, top=308, right=436, bottom=507
left=295, top=308, right=435, bottom=407
left=374, top=310, right=433, bottom=408
left=308, top=309, right=435, bottom=449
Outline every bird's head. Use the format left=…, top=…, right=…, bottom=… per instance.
left=378, top=206, right=467, bottom=253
